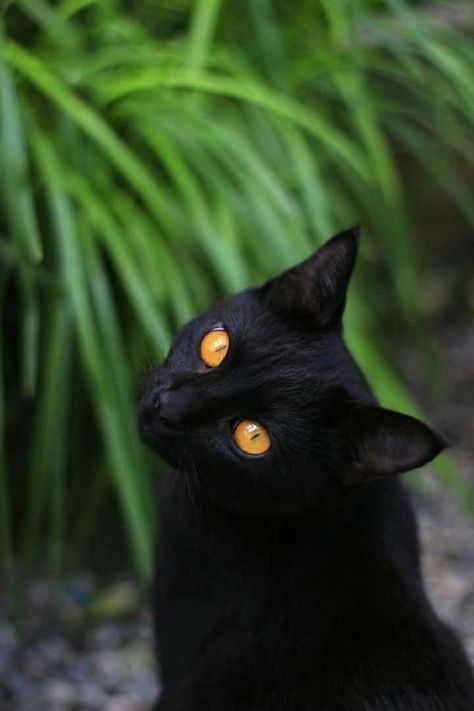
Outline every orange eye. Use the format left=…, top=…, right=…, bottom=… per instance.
left=234, top=420, right=271, bottom=456
left=199, top=328, right=230, bottom=367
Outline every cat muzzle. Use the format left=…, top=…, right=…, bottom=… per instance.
left=139, top=379, right=200, bottom=432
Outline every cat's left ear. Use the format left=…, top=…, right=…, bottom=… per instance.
left=341, top=404, right=446, bottom=484
left=262, top=226, right=360, bottom=327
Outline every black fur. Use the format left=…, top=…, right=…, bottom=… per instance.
left=138, top=228, right=474, bottom=710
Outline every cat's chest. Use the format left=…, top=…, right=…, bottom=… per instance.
left=154, top=476, right=361, bottom=648
left=153, top=473, right=426, bottom=692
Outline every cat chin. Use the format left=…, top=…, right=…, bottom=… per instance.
left=137, top=417, right=184, bottom=464
left=147, top=441, right=186, bottom=470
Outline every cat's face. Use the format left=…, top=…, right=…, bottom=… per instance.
left=138, top=229, right=444, bottom=516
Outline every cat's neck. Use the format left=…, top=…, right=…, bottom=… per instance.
left=159, top=469, right=424, bottom=621
left=162, top=469, right=418, bottom=566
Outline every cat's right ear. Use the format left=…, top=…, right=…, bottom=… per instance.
left=261, top=227, right=360, bottom=328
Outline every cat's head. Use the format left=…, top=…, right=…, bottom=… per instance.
left=138, top=228, right=444, bottom=515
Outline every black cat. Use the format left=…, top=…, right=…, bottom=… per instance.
left=138, top=228, right=474, bottom=710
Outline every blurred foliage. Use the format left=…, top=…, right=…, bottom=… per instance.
left=1, top=0, right=474, bottom=585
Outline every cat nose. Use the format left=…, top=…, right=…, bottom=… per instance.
left=141, top=386, right=183, bottom=427
left=157, top=386, right=200, bottom=427
left=156, top=389, right=174, bottom=424
left=139, top=367, right=201, bottom=430
left=140, top=387, right=162, bottom=420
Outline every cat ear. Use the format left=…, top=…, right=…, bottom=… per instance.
left=341, top=404, right=446, bottom=483
left=263, top=226, right=360, bottom=327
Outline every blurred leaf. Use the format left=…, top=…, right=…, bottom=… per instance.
left=186, top=0, right=222, bottom=71
left=0, top=272, right=13, bottom=586
left=31, top=130, right=152, bottom=579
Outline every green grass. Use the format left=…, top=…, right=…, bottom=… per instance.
left=1, top=0, right=474, bottom=584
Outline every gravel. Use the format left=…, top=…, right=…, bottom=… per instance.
left=0, top=580, right=160, bottom=710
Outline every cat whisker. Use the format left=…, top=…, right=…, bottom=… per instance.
left=167, top=465, right=180, bottom=495
left=182, top=450, right=200, bottom=524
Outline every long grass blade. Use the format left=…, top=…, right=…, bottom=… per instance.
left=31, top=129, right=152, bottom=579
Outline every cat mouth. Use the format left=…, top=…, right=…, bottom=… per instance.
left=141, top=412, right=183, bottom=435
left=137, top=404, right=186, bottom=451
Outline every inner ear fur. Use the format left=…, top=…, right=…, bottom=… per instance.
left=262, top=226, right=360, bottom=327
left=341, top=404, right=446, bottom=483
